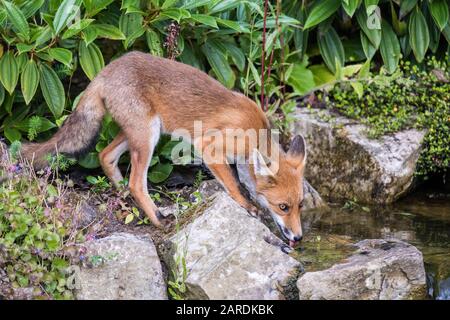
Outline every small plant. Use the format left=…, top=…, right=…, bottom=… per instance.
left=86, top=175, right=111, bottom=193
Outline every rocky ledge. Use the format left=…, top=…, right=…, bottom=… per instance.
left=292, top=108, right=426, bottom=203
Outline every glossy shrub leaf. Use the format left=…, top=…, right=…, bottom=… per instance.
left=84, top=0, right=114, bottom=16
left=0, top=51, right=19, bottom=94
left=318, top=26, right=345, bottom=74
left=361, top=31, right=376, bottom=59
left=48, top=48, right=73, bottom=67
left=78, top=41, right=104, bottom=80
left=4, top=127, right=21, bottom=142
left=93, top=24, right=126, bottom=40
left=62, top=18, right=94, bottom=39
left=0, top=85, right=4, bottom=106
left=400, top=0, right=418, bottom=19
left=304, top=0, right=341, bottom=29
left=380, top=21, right=401, bottom=73
left=364, top=0, right=378, bottom=7
left=39, top=63, right=65, bottom=119
left=190, top=14, right=218, bottom=29
left=430, top=0, right=449, bottom=31
left=21, top=59, right=40, bottom=105
left=343, top=0, right=361, bottom=17
left=409, top=9, right=430, bottom=62
left=222, top=41, right=245, bottom=72
left=356, top=7, right=381, bottom=48
left=21, top=0, right=44, bottom=19
left=146, top=29, right=163, bottom=57
left=78, top=151, right=100, bottom=168
left=201, top=40, right=235, bottom=89
left=53, top=0, right=81, bottom=34
left=3, top=0, right=30, bottom=40
left=148, top=162, right=173, bottom=184
left=287, top=63, right=315, bottom=95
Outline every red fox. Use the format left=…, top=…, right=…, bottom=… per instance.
left=21, top=52, right=307, bottom=246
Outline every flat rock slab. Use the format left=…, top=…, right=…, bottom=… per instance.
left=297, top=239, right=427, bottom=300
left=76, top=233, right=167, bottom=300
left=292, top=108, right=426, bottom=203
left=163, top=192, right=301, bottom=300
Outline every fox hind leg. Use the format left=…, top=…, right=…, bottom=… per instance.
left=99, top=131, right=128, bottom=187
left=126, top=116, right=166, bottom=227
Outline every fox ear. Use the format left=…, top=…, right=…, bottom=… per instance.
left=287, top=135, right=307, bottom=168
left=252, top=149, right=274, bottom=177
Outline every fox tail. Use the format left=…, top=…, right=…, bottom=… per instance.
left=21, top=82, right=106, bottom=169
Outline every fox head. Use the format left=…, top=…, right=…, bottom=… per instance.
left=252, top=135, right=307, bottom=247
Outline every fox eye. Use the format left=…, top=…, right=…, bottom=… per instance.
left=299, top=200, right=304, bottom=208
left=279, top=203, right=289, bottom=212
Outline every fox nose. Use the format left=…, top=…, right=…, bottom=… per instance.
left=293, top=235, right=303, bottom=242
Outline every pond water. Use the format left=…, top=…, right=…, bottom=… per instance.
left=293, top=190, right=450, bottom=300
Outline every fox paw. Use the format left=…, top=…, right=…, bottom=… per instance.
left=156, top=211, right=176, bottom=231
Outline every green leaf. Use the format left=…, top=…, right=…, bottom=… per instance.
left=356, top=7, right=381, bottom=48
left=93, top=24, right=126, bottom=40
left=16, top=43, right=34, bottom=54
left=78, top=41, right=104, bottom=80
left=146, top=29, right=163, bottom=56
left=222, top=41, right=245, bottom=72
left=84, top=0, right=114, bottom=17
left=190, top=14, right=218, bottom=29
left=82, top=25, right=98, bottom=45
left=53, top=0, right=81, bottom=34
left=124, top=213, right=134, bottom=224
left=364, top=0, right=378, bottom=8
left=360, top=32, right=376, bottom=59
left=21, top=59, right=40, bottom=105
left=409, top=8, right=430, bottom=63
left=39, top=63, right=65, bottom=119
left=78, top=151, right=100, bottom=168
left=304, top=0, right=341, bottom=29
left=158, top=8, right=190, bottom=22
left=0, top=85, right=4, bottom=106
left=217, top=18, right=249, bottom=33
left=429, top=0, right=449, bottom=31
left=2, top=0, right=30, bottom=41
left=161, top=0, right=178, bottom=10
left=309, top=64, right=336, bottom=86
left=62, top=18, right=94, bottom=39
left=400, top=0, right=418, bottom=19
left=4, top=127, right=21, bottom=142
left=21, top=0, right=45, bottom=19
left=48, top=48, right=73, bottom=67
left=318, top=26, right=345, bottom=74
left=182, top=0, right=210, bottom=10
left=0, top=51, right=19, bottom=94
left=201, top=40, right=235, bottom=89
left=380, top=21, right=401, bottom=73
left=210, top=0, right=241, bottom=14
left=343, top=0, right=361, bottom=17
left=287, top=63, right=315, bottom=95
left=148, top=162, right=173, bottom=184
left=350, top=81, right=364, bottom=98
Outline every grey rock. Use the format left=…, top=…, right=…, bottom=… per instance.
left=292, top=108, right=426, bottom=203
left=76, top=233, right=167, bottom=300
left=297, top=239, right=427, bottom=300
left=163, top=192, right=301, bottom=300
